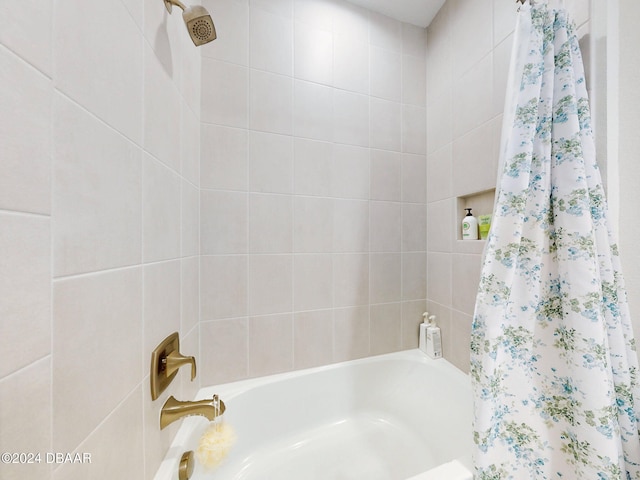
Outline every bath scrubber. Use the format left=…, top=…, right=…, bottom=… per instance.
left=195, top=421, right=236, bottom=469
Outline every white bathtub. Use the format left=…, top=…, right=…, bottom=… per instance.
left=154, top=350, right=473, bottom=480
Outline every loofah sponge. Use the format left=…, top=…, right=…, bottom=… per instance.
left=195, top=421, right=236, bottom=469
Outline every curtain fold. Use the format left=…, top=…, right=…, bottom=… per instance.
left=471, top=3, right=640, bottom=479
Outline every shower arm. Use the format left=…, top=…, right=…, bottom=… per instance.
left=164, top=0, right=187, bottom=13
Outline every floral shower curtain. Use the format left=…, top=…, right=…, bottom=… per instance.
left=471, top=2, right=640, bottom=479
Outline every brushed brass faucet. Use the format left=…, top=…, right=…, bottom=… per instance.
left=160, top=394, right=226, bottom=429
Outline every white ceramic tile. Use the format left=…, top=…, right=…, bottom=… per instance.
left=182, top=180, right=200, bottom=257
left=331, top=144, right=370, bottom=200
left=144, top=44, right=182, bottom=172
left=143, top=0, right=183, bottom=74
left=370, top=47, right=401, bottom=102
left=334, top=306, right=369, bottom=361
left=250, top=70, right=293, bottom=135
left=493, top=0, right=517, bottom=47
left=333, top=253, right=369, bottom=307
left=370, top=97, right=401, bottom=152
left=427, top=252, right=452, bottom=305
left=179, top=23, right=202, bottom=116
left=427, top=144, right=452, bottom=202
left=402, top=54, right=426, bottom=107
left=293, top=80, right=334, bottom=142
left=201, top=124, right=248, bottom=191
left=402, top=23, right=426, bottom=58
left=450, top=310, right=472, bottom=373
left=402, top=153, right=427, bottom=203
left=201, top=255, right=248, bottom=320
left=201, top=0, right=249, bottom=65
left=369, top=253, right=401, bottom=304
left=248, top=313, right=293, bottom=376
left=54, top=0, right=143, bottom=143
left=451, top=0, right=492, bottom=77
left=294, top=21, right=333, bottom=86
left=452, top=121, right=496, bottom=196
left=53, top=267, right=142, bottom=454
left=294, top=196, right=333, bottom=253
left=251, top=0, right=293, bottom=18
left=402, top=252, right=426, bottom=301
left=181, top=104, right=200, bottom=187
left=293, top=0, right=335, bottom=31
left=402, top=203, right=427, bottom=253
left=452, top=253, right=483, bottom=315
left=293, top=137, right=333, bottom=196
left=370, top=201, right=401, bottom=252
left=332, top=1, right=369, bottom=44
left=369, top=11, right=401, bottom=53
left=181, top=256, right=200, bottom=333
left=250, top=193, right=293, bottom=253
left=200, top=190, right=248, bottom=254
left=0, top=0, right=52, bottom=76
left=426, top=3, right=452, bottom=102
left=453, top=53, right=493, bottom=137
left=332, top=199, right=369, bottom=253
left=402, top=104, right=427, bottom=155
left=143, top=260, right=181, bottom=365
left=249, top=132, right=293, bottom=194
left=142, top=376, right=181, bottom=480
left=370, top=303, right=401, bottom=354
left=333, top=34, right=369, bottom=94
left=294, top=254, right=333, bottom=311
left=200, top=318, right=248, bottom=385
left=370, top=149, right=401, bottom=201
left=250, top=7, right=293, bottom=75
left=248, top=254, right=293, bottom=315
left=53, top=388, right=144, bottom=480
left=201, top=58, right=248, bottom=127
left=0, top=214, right=50, bottom=378
left=0, top=357, right=51, bottom=480
left=401, top=299, right=427, bottom=349
left=143, top=154, right=181, bottom=262
left=426, top=198, right=454, bottom=253
left=333, top=90, right=369, bottom=147
left=53, top=94, right=142, bottom=277
left=294, top=310, right=333, bottom=369
left=426, top=88, right=452, bottom=154
left=493, top=33, right=513, bottom=117
left=0, top=48, right=52, bottom=214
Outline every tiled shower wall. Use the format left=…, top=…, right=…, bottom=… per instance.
left=425, top=0, right=592, bottom=372
left=198, top=0, right=428, bottom=385
left=0, top=1, right=201, bottom=479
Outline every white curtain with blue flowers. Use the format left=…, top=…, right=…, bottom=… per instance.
left=471, top=2, right=640, bottom=479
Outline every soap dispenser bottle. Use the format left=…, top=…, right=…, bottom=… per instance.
left=462, top=208, right=478, bottom=240
left=426, top=317, right=442, bottom=359
left=419, top=312, right=430, bottom=353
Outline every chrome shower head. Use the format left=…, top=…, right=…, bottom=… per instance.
left=164, top=0, right=217, bottom=47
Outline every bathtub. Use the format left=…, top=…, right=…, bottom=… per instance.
left=154, top=349, right=473, bottom=480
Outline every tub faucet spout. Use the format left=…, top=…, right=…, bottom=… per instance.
left=160, top=394, right=226, bottom=429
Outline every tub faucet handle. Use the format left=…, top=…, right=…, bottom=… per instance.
left=164, top=351, right=197, bottom=381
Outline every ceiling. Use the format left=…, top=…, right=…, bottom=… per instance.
left=345, top=0, right=447, bottom=28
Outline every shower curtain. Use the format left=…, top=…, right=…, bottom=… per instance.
left=471, top=2, right=640, bottom=479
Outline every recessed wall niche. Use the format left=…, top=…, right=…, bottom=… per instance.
left=455, top=188, right=496, bottom=253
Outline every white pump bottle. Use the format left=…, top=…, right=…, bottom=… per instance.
left=419, top=312, right=442, bottom=359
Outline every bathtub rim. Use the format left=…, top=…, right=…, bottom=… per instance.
left=196, top=348, right=468, bottom=401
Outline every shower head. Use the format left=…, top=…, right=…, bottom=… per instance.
left=164, top=0, right=217, bottom=47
